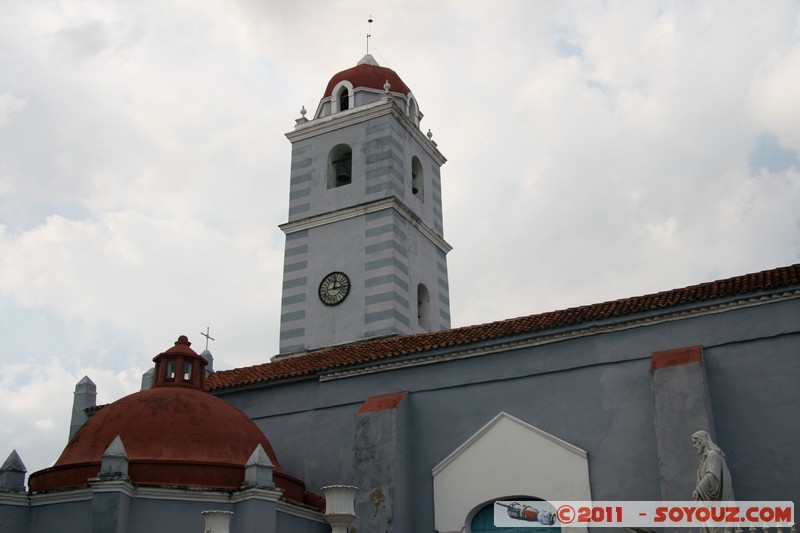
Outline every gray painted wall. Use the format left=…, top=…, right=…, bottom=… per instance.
left=219, top=295, right=800, bottom=532
left=28, top=499, right=92, bottom=533
left=276, top=509, right=329, bottom=533
left=0, top=499, right=29, bottom=533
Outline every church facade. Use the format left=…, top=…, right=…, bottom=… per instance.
left=1, top=55, right=798, bottom=533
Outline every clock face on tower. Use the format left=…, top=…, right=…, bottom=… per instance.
left=318, top=271, right=350, bottom=306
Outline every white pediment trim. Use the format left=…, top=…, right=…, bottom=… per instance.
left=432, top=411, right=591, bottom=533
left=432, top=411, right=587, bottom=477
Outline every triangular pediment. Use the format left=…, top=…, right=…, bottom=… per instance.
left=432, top=412, right=591, bottom=533
left=433, top=411, right=586, bottom=476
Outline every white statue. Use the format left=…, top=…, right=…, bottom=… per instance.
left=692, top=430, right=734, bottom=533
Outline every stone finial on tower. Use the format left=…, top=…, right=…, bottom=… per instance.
left=295, top=105, right=309, bottom=126
left=243, top=444, right=274, bottom=488
left=98, top=435, right=129, bottom=479
left=383, top=79, right=392, bottom=102
left=70, top=376, right=97, bottom=439
left=0, top=450, right=26, bottom=492
left=427, top=129, right=437, bottom=147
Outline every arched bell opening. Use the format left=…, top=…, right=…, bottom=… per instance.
left=328, top=144, right=353, bottom=189
left=417, top=283, right=431, bottom=331
left=411, top=156, right=424, bottom=200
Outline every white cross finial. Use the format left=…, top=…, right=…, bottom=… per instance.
left=200, top=327, right=215, bottom=351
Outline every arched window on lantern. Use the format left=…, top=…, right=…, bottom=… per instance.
left=182, top=358, right=193, bottom=381
left=407, top=95, right=419, bottom=126
left=330, top=80, right=354, bottom=114
left=328, top=144, right=353, bottom=188
left=166, top=360, right=176, bottom=381
left=338, top=86, right=349, bottom=111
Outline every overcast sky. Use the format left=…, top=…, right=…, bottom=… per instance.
left=1, top=1, right=799, bottom=478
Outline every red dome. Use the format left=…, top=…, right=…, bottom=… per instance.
left=324, top=58, right=411, bottom=97
left=28, top=386, right=284, bottom=491
left=28, top=337, right=313, bottom=505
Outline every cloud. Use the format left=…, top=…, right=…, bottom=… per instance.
left=752, top=43, right=800, bottom=152
left=0, top=211, right=281, bottom=367
left=0, top=90, right=27, bottom=126
left=748, top=133, right=799, bottom=173
left=0, top=359, right=144, bottom=475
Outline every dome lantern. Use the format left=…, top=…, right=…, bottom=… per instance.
left=152, top=335, right=207, bottom=389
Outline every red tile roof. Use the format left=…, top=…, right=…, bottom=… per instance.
left=205, top=264, right=800, bottom=392
left=324, top=62, right=411, bottom=97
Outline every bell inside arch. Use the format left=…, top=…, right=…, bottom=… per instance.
left=332, top=155, right=352, bottom=186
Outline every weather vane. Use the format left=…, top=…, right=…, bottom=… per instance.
left=367, top=15, right=373, bottom=54
left=200, top=326, right=215, bottom=351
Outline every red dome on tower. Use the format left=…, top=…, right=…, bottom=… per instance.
left=28, top=337, right=312, bottom=505
left=324, top=54, right=411, bottom=97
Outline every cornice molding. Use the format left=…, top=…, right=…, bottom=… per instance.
left=320, top=289, right=800, bottom=381
left=25, top=482, right=319, bottom=521
left=0, top=491, right=31, bottom=506
left=280, top=196, right=452, bottom=253
left=30, top=487, right=92, bottom=506
left=88, top=481, right=283, bottom=503
left=230, top=486, right=284, bottom=503
left=287, top=100, right=446, bottom=165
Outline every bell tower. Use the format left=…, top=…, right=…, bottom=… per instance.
left=278, top=55, right=451, bottom=355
